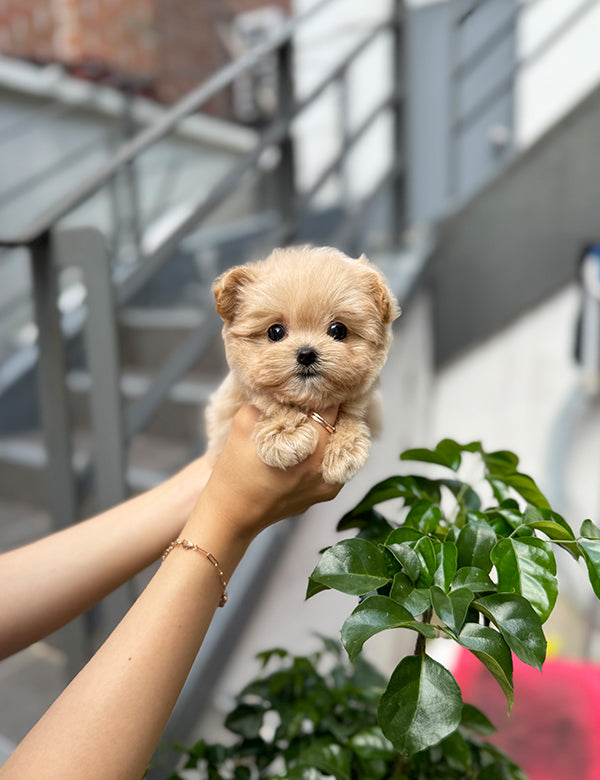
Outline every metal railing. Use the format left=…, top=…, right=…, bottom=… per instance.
left=0, top=0, right=407, bottom=723
left=447, top=0, right=600, bottom=198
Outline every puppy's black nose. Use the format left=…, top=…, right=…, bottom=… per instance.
left=296, top=346, right=318, bottom=366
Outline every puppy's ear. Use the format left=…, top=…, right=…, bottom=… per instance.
left=212, top=265, right=255, bottom=323
left=357, top=254, right=402, bottom=324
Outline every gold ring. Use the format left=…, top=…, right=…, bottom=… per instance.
left=309, top=410, right=336, bottom=434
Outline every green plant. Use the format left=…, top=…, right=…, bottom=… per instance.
left=176, top=440, right=600, bottom=779
left=308, top=439, right=600, bottom=759
left=174, top=638, right=526, bottom=779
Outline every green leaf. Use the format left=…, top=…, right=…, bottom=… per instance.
left=341, top=595, right=436, bottom=662
left=405, top=500, right=442, bottom=534
left=479, top=756, right=528, bottom=780
left=224, top=703, right=266, bottom=739
left=378, top=654, right=463, bottom=755
left=385, top=526, right=424, bottom=544
left=310, top=539, right=394, bottom=596
left=491, top=537, right=558, bottom=622
left=498, top=472, right=550, bottom=509
left=488, top=477, right=511, bottom=504
left=441, top=479, right=482, bottom=512
left=487, top=503, right=524, bottom=532
left=336, top=507, right=391, bottom=533
left=473, top=593, right=547, bottom=670
left=456, top=516, right=497, bottom=573
left=581, top=519, right=600, bottom=539
left=256, top=648, right=289, bottom=667
left=415, top=537, right=437, bottom=587
left=430, top=586, right=473, bottom=634
left=347, top=476, right=441, bottom=516
left=439, top=731, right=471, bottom=772
left=434, top=542, right=458, bottom=591
left=347, top=726, right=396, bottom=760
left=577, top=538, right=600, bottom=599
left=385, top=534, right=421, bottom=584
left=523, top=507, right=577, bottom=559
left=306, top=577, right=330, bottom=600
left=277, top=768, right=326, bottom=780
left=451, top=566, right=496, bottom=593
left=460, top=703, right=496, bottom=736
left=455, top=623, right=514, bottom=710
left=296, top=742, right=352, bottom=780
left=390, top=572, right=432, bottom=616
left=400, top=439, right=462, bottom=470
left=482, top=450, right=519, bottom=476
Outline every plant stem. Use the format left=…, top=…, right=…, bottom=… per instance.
left=414, top=607, right=433, bottom=655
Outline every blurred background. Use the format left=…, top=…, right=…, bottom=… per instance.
left=1, top=0, right=600, bottom=776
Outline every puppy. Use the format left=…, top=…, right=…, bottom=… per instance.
left=205, top=245, right=400, bottom=484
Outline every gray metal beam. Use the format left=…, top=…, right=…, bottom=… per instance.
left=31, top=232, right=87, bottom=674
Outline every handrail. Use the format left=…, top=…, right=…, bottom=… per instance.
left=114, top=21, right=390, bottom=306
left=452, top=0, right=544, bottom=80
left=0, top=0, right=339, bottom=247
left=452, top=0, right=600, bottom=134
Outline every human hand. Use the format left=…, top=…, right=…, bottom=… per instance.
left=185, top=404, right=343, bottom=545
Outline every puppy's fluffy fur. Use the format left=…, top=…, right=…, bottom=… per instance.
left=205, top=245, right=400, bottom=484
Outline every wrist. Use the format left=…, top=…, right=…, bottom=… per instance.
left=179, top=492, right=254, bottom=581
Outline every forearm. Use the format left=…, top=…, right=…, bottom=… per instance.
left=0, top=459, right=210, bottom=660
left=0, top=499, right=250, bottom=780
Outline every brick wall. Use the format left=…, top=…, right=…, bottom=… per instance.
left=0, top=0, right=291, bottom=113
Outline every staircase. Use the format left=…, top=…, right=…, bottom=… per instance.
left=0, top=1, right=409, bottom=771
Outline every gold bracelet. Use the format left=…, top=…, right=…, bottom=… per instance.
left=162, top=538, right=229, bottom=607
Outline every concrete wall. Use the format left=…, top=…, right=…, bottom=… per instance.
left=431, top=80, right=600, bottom=364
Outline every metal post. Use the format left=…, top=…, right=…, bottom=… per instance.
left=55, top=228, right=132, bottom=647
left=275, top=39, right=298, bottom=239
left=56, top=229, right=128, bottom=511
left=30, top=231, right=87, bottom=674
left=30, top=234, right=79, bottom=529
left=392, top=0, right=407, bottom=248
left=122, top=86, right=143, bottom=262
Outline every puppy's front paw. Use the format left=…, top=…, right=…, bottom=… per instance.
left=321, top=421, right=371, bottom=484
left=254, top=411, right=319, bottom=469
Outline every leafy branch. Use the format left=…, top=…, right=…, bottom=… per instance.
left=174, top=639, right=526, bottom=780
left=307, top=439, right=600, bottom=758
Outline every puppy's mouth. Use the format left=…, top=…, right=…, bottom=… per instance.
left=295, top=365, right=321, bottom=380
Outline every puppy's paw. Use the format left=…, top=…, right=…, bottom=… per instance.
left=254, top=411, right=319, bottom=469
left=321, top=421, right=371, bottom=484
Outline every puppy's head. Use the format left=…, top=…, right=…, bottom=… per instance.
left=212, top=246, right=400, bottom=407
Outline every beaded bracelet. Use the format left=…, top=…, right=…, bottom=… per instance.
left=162, top=537, right=229, bottom=607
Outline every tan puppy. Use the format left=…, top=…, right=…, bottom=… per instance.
left=205, top=245, right=400, bottom=484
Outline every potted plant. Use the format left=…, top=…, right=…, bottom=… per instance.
left=176, top=440, right=600, bottom=779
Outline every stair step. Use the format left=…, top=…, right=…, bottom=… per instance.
left=0, top=429, right=199, bottom=511
left=67, top=368, right=218, bottom=441
left=117, top=306, right=227, bottom=373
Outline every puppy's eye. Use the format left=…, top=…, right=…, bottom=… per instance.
left=267, top=324, right=286, bottom=342
left=327, top=322, right=347, bottom=341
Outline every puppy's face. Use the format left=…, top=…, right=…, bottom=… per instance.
left=212, top=246, right=400, bottom=408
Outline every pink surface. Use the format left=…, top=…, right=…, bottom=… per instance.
left=453, top=649, right=600, bottom=780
